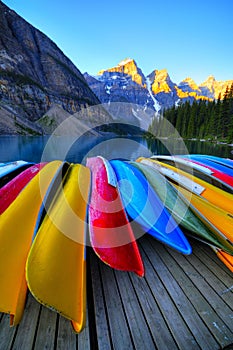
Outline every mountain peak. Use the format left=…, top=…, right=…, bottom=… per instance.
left=179, top=77, right=200, bottom=92
left=97, top=58, right=146, bottom=86
left=147, top=69, right=174, bottom=94
left=201, top=75, right=216, bottom=85
left=199, top=75, right=216, bottom=92
left=118, top=58, right=134, bottom=66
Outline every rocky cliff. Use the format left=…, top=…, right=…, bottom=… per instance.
left=86, top=58, right=233, bottom=114
left=0, top=1, right=100, bottom=134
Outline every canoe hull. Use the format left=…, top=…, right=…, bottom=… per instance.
left=0, top=161, right=63, bottom=325
left=26, top=164, right=91, bottom=332
left=110, top=160, right=192, bottom=255
left=87, top=157, right=144, bottom=276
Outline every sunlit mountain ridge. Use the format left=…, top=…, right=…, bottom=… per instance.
left=85, top=58, right=233, bottom=113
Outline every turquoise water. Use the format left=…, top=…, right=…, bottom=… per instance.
left=0, top=135, right=232, bottom=163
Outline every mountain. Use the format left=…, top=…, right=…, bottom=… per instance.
left=0, top=0, right=101, bottom=135
left=85, top=59, right=233, bottom=114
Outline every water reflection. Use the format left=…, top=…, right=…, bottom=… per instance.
left=0, top=135, right=232, bottom=163
left=145, top=138, right=233, bottom=159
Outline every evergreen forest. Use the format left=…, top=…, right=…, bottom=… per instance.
left=147, top=83, right=233, bottom=144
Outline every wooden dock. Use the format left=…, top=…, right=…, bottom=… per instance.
left=0, top=236, right=233, bottom=350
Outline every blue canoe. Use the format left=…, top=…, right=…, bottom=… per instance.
left=198, top=155, right=233, bottom=169
left=110, top=160, right=192, bottom=255
left=187, top=155, right=233, bottom=177
left=0, top=161, right=33, bottom=186
left=185, top=154, right=233, bottom=170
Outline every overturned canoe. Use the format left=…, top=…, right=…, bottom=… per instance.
left=187, top=155, right=233, bottom=177
left=184, top=154, right=233, bottom=169
left=0, top=161, right=63, bottom=326
left=0, top=160, right=33, bottom=187
left=150, top=155, right=233, bottom=191
left=87, top=156, right=144, bottom=276
left=211, top=247, right=233, bottom=273
left=0, top=163, right=47, bottom=214
left=132, top=161, right=233, bottom=254
left=26, top=163, right=91, bottom=333
left=140, top=157, right=233, bottom=216
left=110, top=160, right=192, bottom=255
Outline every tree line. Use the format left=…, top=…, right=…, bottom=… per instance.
left=147, top=83, right=233, bottom=144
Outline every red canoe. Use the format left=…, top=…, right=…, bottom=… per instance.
left=179, top=156, right=233, bottom=188
left=0, top=163, right=47, bottom=214
left=86, top=156, right=144, bottom=277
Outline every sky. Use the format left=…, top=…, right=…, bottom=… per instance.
left=2, top=0, right=233, bottom=84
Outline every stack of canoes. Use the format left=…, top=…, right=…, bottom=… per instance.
left=0, top=154, right=232, bottom=332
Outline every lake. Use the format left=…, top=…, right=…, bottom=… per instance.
left=0, top=135, right=232, bottom=163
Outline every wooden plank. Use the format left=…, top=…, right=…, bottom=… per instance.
left=151, top=239, right=233, bottom=348
left=114, top=269, right=156, bottom=350
left=185, top=244, right=233, bottom=308
left=11, top=293, right=41, bottom=350
left=139, top=238, right=200, bottom=349
left=89, top=251, right=112, bottom=350
left=0, top=314, right=17, bottom=350
left=165, top=242, right=233, bottom=332
left=192, top=240, right=233, bottom=281
left=34, top=306, right=57, bottom=350
left=142, top=237, right=219, bottom=350
left=56, top=249, right=91, bottom=350
left=77, top=304, right=91, bottom=350
left=130, top=247, right=180, bottom=349
left=99, top=260, right=134, bottom=350
left=56, top=317, right=77, bottom=350
left=193, top=240, right=233, bottom=277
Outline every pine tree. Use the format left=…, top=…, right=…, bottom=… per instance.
left=187, top=101, right=197, bottom=138
left=227, top=83, right=233, bottom=143
left=147, top=88, right=233, bottom=142
left=220, top=86, right=230, bottom=138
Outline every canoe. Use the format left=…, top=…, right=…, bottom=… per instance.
left=178, top=156, right=233, bottom=188
left=86, top=156, right=144, bottom=276
left=0, top=163, right=47, bottom=214
left=137, top=158, right=233, bottom=252
left=131, top=161, right=233, bottom=253
left=0, top=160, right=63, bottom=326
left=26, top=163, right=91, bottom=333
left=172, top=184, right=233, bottom=253
left=32, top=162, right=70, bottom=239
left=211, top=247, right=233, bottom=273
left=187, top=155, right=233, bottom=177
left=151, top=155, right=233, bottom=191
left=110, top=160, right=192, bottom=255
left=184, top=154, right=233, bottom=170
left=0, top=160, right=30, bottom=175
left=141, top=157, right=233, bottom=216
left=0, top=161, right=33, bottom=187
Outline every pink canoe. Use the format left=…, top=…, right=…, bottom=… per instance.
left=86, top=156, right=144, bottom=276
left=0, top=163, right=47, bottom=214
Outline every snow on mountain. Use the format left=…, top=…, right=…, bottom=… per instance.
left=146, top=77, right=161, bottom=113
left=178, top=77, right=201, bottom=93
left=118, top=58, right=134, bottom=66
left=85, top=59, right=233, bottom=116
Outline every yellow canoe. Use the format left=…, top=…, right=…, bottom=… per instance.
left=212, top=247, right=233, bottom=273
left=172, top=184, right=233, bottom=246
left=26, top=164, right=90, bottom=333
left=0, top=160, right=62, bottom=326
left=137, top=157, right=233, bottom=216
left=137, top=157, right=233, bottom=247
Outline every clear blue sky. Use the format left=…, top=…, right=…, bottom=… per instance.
left=2, top=0, right=233, bottom=84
